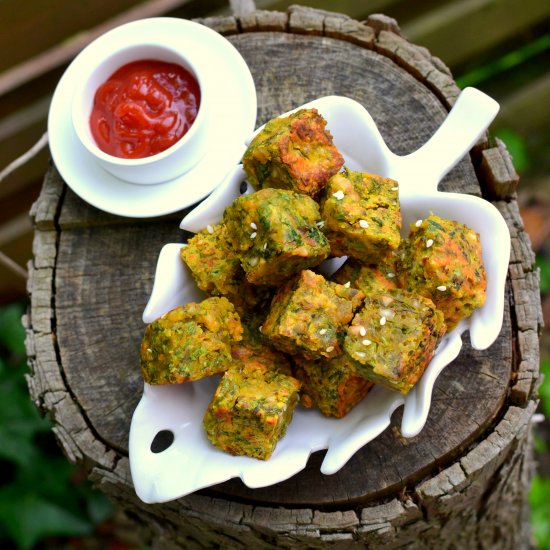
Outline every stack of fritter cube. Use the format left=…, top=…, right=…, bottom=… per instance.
left=140, top=107, right=487, bottom=461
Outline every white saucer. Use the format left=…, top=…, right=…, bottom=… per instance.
left=47, top=18, right=257, bottom=218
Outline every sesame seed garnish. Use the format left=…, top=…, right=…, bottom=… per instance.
left=326, top=346, right=335, bottom=353
left=415, top=219, right=423, bottom=227
left=344, top=281, right=351, bottom=288
left=259, top=325, right=263, bottom=332
left=362, top=339, right=372, bottom=346
left=319, top=328, right=327, bottom=335
left=147, top=348, right=152, bottom=353
left=359, top=219, right=369, bottom=228
left=391, top=186, right=398, bottom=191
left=263, top=242, right=268, bottom=250
left=426, top=239, right=434, bottom=248
left=356, top=351, right=366, bottom=358
left=250, top=232, right=257, bottom=239
left=249, top=257, right=259, bottom=266
left=437, top=285, right=447, bottom=291
left=387, top=272, right=395, bottom=278
left=380, top=308, right=394, bottom=319
left=359, top=326, right=366, bottom=336
left=206, top=225, right=214, bottom=234
left=316, top=220, right=325, bottom=228
left=332, top=190, right=345, bottom=200
left=250, top=222, right=257, bottom=230
left=380, top=316, right=387, bottom=326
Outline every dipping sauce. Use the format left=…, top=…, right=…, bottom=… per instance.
left=90, top=59, right=200, bottom=159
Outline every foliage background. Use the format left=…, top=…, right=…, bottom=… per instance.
left=0, top=303, right=146, bottom=549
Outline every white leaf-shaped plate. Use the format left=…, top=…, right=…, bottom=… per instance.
left=129, top=93, right=510, bottom=504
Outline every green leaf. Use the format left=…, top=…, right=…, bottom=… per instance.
left=0, top=302, right=26, bottom=357
left=0, top=486, right=93, bottom=549
left=534, top=432, right=548, bottom=453
left=540, top=359, right=550, bottom=419
left=537, top=256, right=550, bottom=294
left=0, top=362, right=51, bottom=468
left=456, top=33, right=550, bottom=89
left=494, top=129, right=530, bottom=173
left=530, top=476, right=550, bottom=549
left=84, top=488, right=115, bottom=525
left=0, top=303, right=115, bottom=548
left=14, top=453, right=77, bottom=501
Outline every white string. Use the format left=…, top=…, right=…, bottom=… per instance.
left=0, top=131, right=49, bottom=184
left=0, top=251, right=28, bottom=281
left=0, top=131, right=49, bottom=282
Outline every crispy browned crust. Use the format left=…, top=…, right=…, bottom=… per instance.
left=262, top=269, right=364, bottom=359
left=397, top=214, right=486, bottom=329
left=243, top=108, right=344, bottom=197
left=344, top=289, right=446, bottom=394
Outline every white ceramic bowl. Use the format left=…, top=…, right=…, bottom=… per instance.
left=71, top=41, right=209, bottom=185
left=48, top=17, right=257, bottom=216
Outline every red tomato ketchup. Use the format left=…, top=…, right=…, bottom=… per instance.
left=90, top=59, right=200, bottom=159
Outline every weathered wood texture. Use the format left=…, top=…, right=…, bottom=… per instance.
left=25, top=6, right=541, bottom=548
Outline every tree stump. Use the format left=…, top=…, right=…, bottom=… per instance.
left=24, top=6, right=542, bottom=549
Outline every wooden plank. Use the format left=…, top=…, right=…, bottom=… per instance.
left=0, top=0, right=137, bottom=71
left=0, top=0, right=201, bottom=76
left=0, top=213, right=32, bottom=249
left=0, top=0, right=196, bottom=95
left=0, top=210, right=31, bottom=301
left=495, top=70, right=550, bottom=135
left=401, top=0, right=550, bottom=68
left=0, top=255, right=27, bottom=301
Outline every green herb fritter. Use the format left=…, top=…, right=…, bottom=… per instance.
left=344, top=289, right=446, bottom=394
left=242, top=108, right=344, bottom=197
left=320, top=169, right=401, bottom=261
left=140, top=297, right=243, bottom=384
left=180, top=223, right=270, bottom=314
left=294, top=353, right=374, bottom=418
left=223, top=188, right=330, bottom=286
left=262, top=269, right=364, bottom=360
left=231, top=314, right=293, bottom=377
left=203, top=362, right=301, bottom=460
left=331, top=255, right=399, bottom=295
left=397, top=214, right=486, bottom=329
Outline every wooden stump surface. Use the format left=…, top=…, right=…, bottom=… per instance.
left=25, top=6, right=542, bottom=548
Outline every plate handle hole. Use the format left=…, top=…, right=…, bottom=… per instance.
left=150, top=430, right=174, bottom=453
